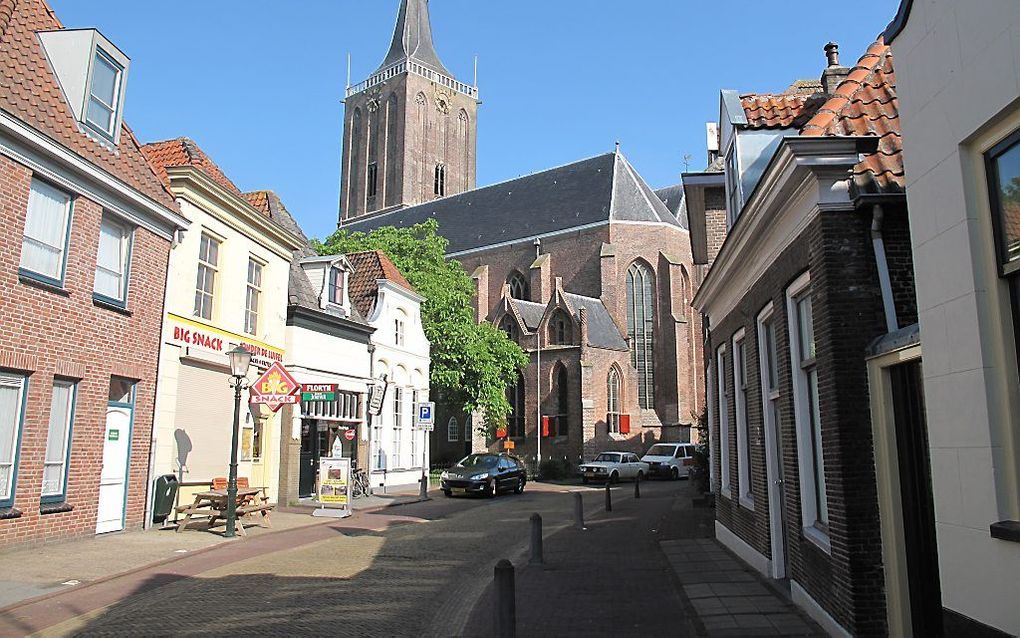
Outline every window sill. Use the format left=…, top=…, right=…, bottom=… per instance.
left=802, top=524, right=832, bottom=555
left=719, top=487, right=732, bottom=500
left=990, top=520, right=1020, bottom=543
left=40, top=501, right=73, bottom=515
left=739, top=495, right=755, bottom=512
left=93, top=295, right=132, bottom=316
left=19, top=271, right=69, bottom=296
left=0, top=507, right=23, bottom=520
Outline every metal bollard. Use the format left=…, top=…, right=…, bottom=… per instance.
left=635, top=473, right=642, bottom=499
left=605, top=480, right=612, bottom=512
left=529, top=513, right=544, bottom=565
left=573, top=492, right=585, bottom=529
left=495, top=559, right=517, bottom=638
left=419, top=474, right=429, bottom=501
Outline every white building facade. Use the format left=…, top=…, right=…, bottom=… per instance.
left=886, top=2, right=1020, bottom=635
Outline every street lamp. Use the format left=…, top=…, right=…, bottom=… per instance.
left=225, top=345, right=252, bottom=538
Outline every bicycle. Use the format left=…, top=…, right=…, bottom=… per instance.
left=352, top=468, right=370, bottom=498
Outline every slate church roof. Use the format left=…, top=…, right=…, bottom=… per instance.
left=376, top=0, right=451, bottom=76
left=341, top=150, right=684, bottom=255
left=654, top=184, right=689, bottom=230
left=509, top=293, right=628, bottom=352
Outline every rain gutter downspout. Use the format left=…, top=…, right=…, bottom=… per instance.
left=871, top=204, right=899, bottom=334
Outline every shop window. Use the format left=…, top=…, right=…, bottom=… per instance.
left=787, top=273, right=829, bottom=548
left=733, top=330, right=753, bottom=510
left=241, top=413, right=263, bottom=462
left=42, top=380, right=77, bottom=502
left=194, top=233, right=219, bottom=320
left=0, top=374, right=28, bottom=508
left=21, top=179, right=72, bottom=285
left=94, top=214, right=132, bottom=305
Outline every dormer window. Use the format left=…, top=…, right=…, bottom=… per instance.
left=725, top=143, right=741, bottom=226
left=328, top=266, right=344, bottom=305
left=86, top=48, right=123, bottom=138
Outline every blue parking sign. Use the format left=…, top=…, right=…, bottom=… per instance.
left=415, top=402, right=436, bottom=430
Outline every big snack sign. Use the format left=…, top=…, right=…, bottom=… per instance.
left=249, top=362, right=300, bottom=412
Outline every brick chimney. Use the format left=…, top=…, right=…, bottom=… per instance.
left=820, top=42, right=850, bottom=94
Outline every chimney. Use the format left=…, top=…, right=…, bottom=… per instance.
left=820, top=42, right=850, bottom=95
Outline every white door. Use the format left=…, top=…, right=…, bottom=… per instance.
left=96, top=406, right=131, bottom=534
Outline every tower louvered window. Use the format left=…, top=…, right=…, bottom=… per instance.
left=434, top=164, right=446, bottom=196
left=626, top=262, right=655, bottom=408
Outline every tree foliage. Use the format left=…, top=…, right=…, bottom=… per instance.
left=315, top=219, right=528, bottom=428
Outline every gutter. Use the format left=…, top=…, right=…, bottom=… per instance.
left=870, top=204, right=900, bottom=334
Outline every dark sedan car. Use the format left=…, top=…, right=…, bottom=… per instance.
left=440, top=453, right=527, bottom=498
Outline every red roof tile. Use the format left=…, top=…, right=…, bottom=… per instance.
left=0, top=0, right=175, bottom=209
left=243, top=191, right=271, bottom=216
left=345, top=250, right=417, bottom=319
left=141, top=138, right=242, bottom=196
left=740, top=92, right=826, bottom=130
left=801, top=40, right=903, bottom=193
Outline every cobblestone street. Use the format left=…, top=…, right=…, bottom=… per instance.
left=0, top=481, right=822, bottom=637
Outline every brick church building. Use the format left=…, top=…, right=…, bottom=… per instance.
left=339, top=0, right=703, bottom=466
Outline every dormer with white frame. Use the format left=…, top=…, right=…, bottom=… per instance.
left=299, top=255, right=355, bottom=318
left=38, top=29, right=130, bottom=145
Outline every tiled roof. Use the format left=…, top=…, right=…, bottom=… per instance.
left=740, top=93, right=826, bottom=130
left=341, top=151, right=682, bottom=254
left=0, top=0, right=175, bottom=209
left=142, top=138, right=242, bottom=196
left=345, top=250, right=417, bottom=319
left=243, top=191, right=271, bottom=216
left=801, top=40, right=903, bottom=193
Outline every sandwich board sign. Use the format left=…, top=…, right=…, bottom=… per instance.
left=415, top=402, right=436, bottom=431
left=249, top=362, right=300, bottom=412
left=313, top=456, right=352, bottom=519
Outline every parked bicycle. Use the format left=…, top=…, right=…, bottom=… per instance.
left=352, top=468, right=370, bottom=498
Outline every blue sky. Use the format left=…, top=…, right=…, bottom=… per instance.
left=50, top=0, right=898, bottom=240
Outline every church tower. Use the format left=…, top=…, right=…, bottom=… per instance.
left=339, top=0, right=479, bottom=223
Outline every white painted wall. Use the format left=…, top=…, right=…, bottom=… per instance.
left=891, top=2, right=1020, bottom=632
left=369, top=280, right=431, bottom=489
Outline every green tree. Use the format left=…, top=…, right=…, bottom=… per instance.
left=315, top=219, right=528, bottom=430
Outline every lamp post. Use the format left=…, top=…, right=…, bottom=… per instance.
left=225, top=345, right=252, bottom=538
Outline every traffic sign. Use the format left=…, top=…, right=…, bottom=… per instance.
left=249, top=362, right=300, bottom=412
left=415, top=402, right=436, bottom=430
left=343, top=428, right=356, bottom=441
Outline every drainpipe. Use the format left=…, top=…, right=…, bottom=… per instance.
left=871, top=204, right=899, bottom=334
left=366, top=344, right=376, bottom=496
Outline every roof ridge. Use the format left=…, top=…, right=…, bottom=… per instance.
left=801, top=39, right=890, bottom=136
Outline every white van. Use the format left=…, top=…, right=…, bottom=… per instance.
left=641, top=443, right=696, bottom=479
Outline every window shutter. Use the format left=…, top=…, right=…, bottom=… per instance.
left=496, top=426, right=507, bottom=439
left=620, top=414, right=631, bottom=435
left=541, top=416, right=551, bottom=437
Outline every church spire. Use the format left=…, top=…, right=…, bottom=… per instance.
left=376, top=0, right=452, bottom=77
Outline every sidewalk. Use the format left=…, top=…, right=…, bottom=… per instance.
left=462, top=481, right=823, bottom=637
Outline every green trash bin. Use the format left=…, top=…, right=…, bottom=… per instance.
left=152, top=474, right=179, bottom=524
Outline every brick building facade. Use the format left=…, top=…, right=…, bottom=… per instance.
left=0, top=0, right=187, bottom=545
left=687, top=42, right=917, bottom=635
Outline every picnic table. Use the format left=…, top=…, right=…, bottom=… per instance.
left=175, top=488, right=273, bottom=537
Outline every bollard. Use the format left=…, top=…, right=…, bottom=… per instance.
left=530, top=513, right=544, bottom=565
left=419, top=474, right=428, bottom=501
left=494, top=559, right=517, bottom=638
left=635, top=472, right=642, bottom=499
left=573, top=492, right=585, bottom=530
left=605, top=480, right=612, bottom=512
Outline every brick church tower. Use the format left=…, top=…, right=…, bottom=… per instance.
left=339, top=0, right=479, bottom=222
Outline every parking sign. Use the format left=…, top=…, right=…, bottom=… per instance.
left=415, top=402, right=436, bottom=430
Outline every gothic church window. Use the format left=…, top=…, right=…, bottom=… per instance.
left=499, top=314, right=519, bottom=343
left=367, top=162, right=378, bottom=198
left=607, top=366, right=622, bottom=434
left=553, top=363, right=569, bottom=436
left=434, top=164, right=446, bottom=196
left=551, top=310, right=572, bottom=345
left=627, top=261, right=655, bottom=409
left=507, top=373, right=525, bottom=438
left=507, top=271, right=529, bottom=300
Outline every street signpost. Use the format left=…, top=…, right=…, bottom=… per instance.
left=415, top=402, right=436, bottom=431
left=301, top=383, right=337, bottom=402
left=249, top=362, right=300, bottom=412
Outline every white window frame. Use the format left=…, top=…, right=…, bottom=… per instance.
left=328, top=266, right=344, bottom=306
left=447, top=416, right=459, bottom=443
left=706, top=359, right=717, bottom=490
left=20, top=178, right=73, bottom=285
left=607, top=367, right=622, bottom=434
left=732, top=329, right=754, bottom=511
left=395, top=315, right=406, bottom=347
left=42, top=379, right=77, bottom=502
left=786, top=271, right=830, bottom=553
left=717, top=344, right=731, bottom=497
left=245, top=257, right=263, bottom=335
left=194, top=232, right=219, bottom=321
left=94, top=214, right=132, bottom=305
left=0, top=373, right=28, bottom=508
left=757, top=301, right=787, bottom=577
left=85, top=47, right=123, bottom=139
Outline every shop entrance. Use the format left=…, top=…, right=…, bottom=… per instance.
left=299, top=420, right=358, bottom=498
